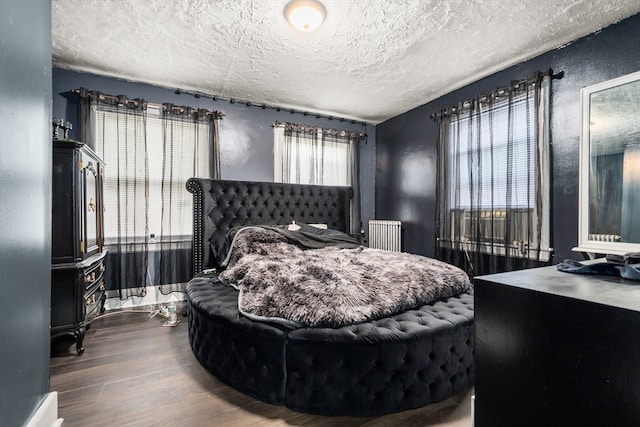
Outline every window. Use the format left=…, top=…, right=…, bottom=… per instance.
left=436, top=72, right=552, bottom=267
left=273, top=124, right=351, bottom=186
left=449, top=97, right=537, bottom=246
left=273, top=121, right=364, bottom=235
left=450, top=100, right=535, bottom=211
left=95, top=106, right=210, bottom=242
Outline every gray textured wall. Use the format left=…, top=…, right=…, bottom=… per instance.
left=0, top=0, right=52, bottom=425
left=376, top=13, right=640, bottom=262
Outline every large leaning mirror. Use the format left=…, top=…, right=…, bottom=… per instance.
left=575, top=70, right=640, bottom=256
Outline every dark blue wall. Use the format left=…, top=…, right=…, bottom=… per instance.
left=376, top=13, right=640, bottom=262
left=52, top=69, right=376, bottom=230
left=0, top=0, right=52, bottom=425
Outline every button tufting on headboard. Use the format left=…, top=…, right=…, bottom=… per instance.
left=186, top=178, right=352, bottom=274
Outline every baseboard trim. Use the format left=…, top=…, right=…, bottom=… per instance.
left=471, top=394, right=475, bottom=427
left=25, top=392, right=63, bottom=427
left=104, top=286, right=186, bottom=311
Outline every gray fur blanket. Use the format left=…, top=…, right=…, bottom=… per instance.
left=218, top=227, right=471, bottom=328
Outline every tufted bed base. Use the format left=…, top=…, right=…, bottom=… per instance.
left=187, top=275, right=474, bottom=416
left=185, top=178, right=474, bottom=416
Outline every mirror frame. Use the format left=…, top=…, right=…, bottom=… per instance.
left=574, top=70, right=640, bottom=256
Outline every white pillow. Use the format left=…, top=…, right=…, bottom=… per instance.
left=287, top=221, right=327, bottom=231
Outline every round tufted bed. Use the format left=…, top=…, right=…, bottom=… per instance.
left=185, top=178, right=474, bottom=416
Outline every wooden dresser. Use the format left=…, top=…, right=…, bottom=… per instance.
left=51, top=138, right=106, bottom=354
left=474, top=265, right=640, bottom=426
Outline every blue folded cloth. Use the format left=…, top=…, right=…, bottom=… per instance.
left=556, top=259, right=640, bottom=282
left=618, top=264, right=640, bottom=281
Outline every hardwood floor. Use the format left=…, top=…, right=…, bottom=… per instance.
left=50, top=304, right=473, bottom=426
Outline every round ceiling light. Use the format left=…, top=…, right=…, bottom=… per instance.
left=284, top=0, right=327, bottom=32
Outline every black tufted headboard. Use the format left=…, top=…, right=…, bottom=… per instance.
left=186, top=178, right=352, bottom=274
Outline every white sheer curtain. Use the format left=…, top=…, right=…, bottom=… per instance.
left=156, top=104, right=220, bottom=294
left=87, top=92, right=150, bottom=299
left=273, top=122, right=363, bottom=235
left=78, top=88, right=221, bottom=298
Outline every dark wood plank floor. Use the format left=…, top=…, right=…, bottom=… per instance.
left=50, top=304, right=473, bottom=427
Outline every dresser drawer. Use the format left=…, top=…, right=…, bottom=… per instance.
left=85, top=277, right=105, bottom=300
left=85, top=287, right=105, bottom=323
left=51, top=250, right=107, bottom=354
left=83, top=258, right=105, bottom=293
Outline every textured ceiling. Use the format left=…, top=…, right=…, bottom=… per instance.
left=52, top=0, right=640, bottom=124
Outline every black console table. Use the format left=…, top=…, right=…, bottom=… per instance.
left=474, top=265, right=640, bottom=427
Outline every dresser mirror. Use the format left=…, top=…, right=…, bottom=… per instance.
left=575, top=70, right=640, bottom=256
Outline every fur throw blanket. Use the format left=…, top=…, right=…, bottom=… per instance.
left=218, top=227, right=471, bottom=328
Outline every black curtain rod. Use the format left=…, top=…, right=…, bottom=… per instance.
left=171, top=87, right=369, bottom=128
left=70, top=88, right=224, bottom=118
left=71, top=87, right=368, bottom=127
left=272, top=121, right=367, bottom=139
left=429, top=68, right=564, bottom=121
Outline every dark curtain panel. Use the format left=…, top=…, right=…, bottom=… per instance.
left=210, top=113, right=221, bottom=180
left=349, top=134, right=362, bottom=237
left=434, top=71, right=552, bottom=277
left=321, top=130, right=363, bottom=236
left=77, top=87, right=95, bottom=150
left=78, top=88, right=150, bottom=298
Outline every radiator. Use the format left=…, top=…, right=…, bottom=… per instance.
left=368, top=220, right=402, bottom=252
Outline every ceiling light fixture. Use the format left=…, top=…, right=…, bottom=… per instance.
left=284, top=0, right=326, bottom=32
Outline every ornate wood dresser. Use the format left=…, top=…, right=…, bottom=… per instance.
left=51, top=138, right=106, bottom=354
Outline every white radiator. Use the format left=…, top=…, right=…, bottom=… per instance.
left=368, top=220, right=402, bottom=252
